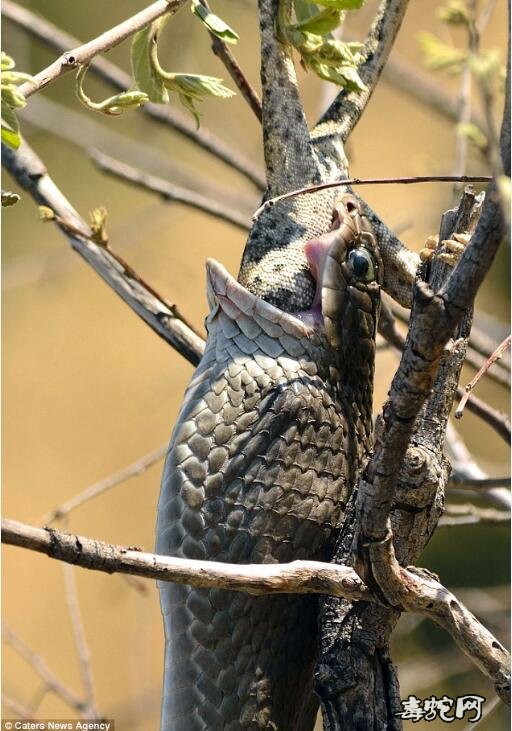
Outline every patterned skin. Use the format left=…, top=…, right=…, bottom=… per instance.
left=156, top=196, right=382, bottom=729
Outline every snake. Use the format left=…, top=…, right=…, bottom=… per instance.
left=156, top=194, right=383, bottom=729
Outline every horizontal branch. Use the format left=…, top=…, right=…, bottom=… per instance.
left=2, top=518, right=509, bottom=701
left=90, top=150, right=250, bottom=231
left=18, top=0, right=186, bottom=99
left=439, top=503, right=511, bottom=527
left=2, top=140, right=205, bottom=366
left=2, top=0, right=265, bottom=189
left=253, top=175, right=492, bottom=219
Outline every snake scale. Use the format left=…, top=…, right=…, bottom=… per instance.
left=157, top=1, right=416, bottom=728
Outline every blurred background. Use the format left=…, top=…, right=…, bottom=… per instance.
left=2, top=1, right=510, bottom=729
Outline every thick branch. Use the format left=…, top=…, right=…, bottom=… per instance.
left=2, top=140, right=205, bottom=366
left=2, top=0, right=265, bottom=190
left=2, top=517, right=509, bottom=700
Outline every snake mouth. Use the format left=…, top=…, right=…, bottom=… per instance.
left=297, top=229, right=342, bottom=330
left=205, top=258, right=314, bottom=339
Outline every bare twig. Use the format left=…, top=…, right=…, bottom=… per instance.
left=446, top=422, right=511, bottom=509
left=456, top=335, right=511, bottom=417
left=3, top=624, right=86, bottom=712
left=2, top=140, right=206, bottom=367
left=449, top=474, right=511, bottom=490
left=200, top=0, right=262, bottom=122
left=455, top=386, right=511, bottom=442
left=2, top=0, right=265, bottom=190
left=439, top=503, right=510, bottom=527
left=253, top=175, right=492, bottom=219
left=42, top=445, right=168, bottom=525
left=2, top=694, right=35, bottom=720
left=90, top=150, right=250, bottom=231
left=2, top=518, right=509, bottom=700
left=62, top=565, right=99, bottom=720
left=18, top=0, right=187, bottom=99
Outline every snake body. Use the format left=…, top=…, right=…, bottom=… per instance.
left=156, top=196, right=382, bottom=729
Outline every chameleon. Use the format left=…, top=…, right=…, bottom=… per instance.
left=156, top=1, right=425, bottom=728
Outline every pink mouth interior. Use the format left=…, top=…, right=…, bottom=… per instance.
left=297, top=229, right=340, bottom=329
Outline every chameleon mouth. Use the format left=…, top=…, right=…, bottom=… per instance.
left=296, top=229, right=342, bottom=330
left=205, top=258, right=315, bottom=339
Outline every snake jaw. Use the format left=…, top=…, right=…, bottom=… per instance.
left=206, top=258, right=314, bottom=339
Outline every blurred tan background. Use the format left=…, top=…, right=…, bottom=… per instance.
left=2, top=1, right=510, bottom=729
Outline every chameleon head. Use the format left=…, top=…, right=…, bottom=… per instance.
left=302, top=193, right=383, bottom=350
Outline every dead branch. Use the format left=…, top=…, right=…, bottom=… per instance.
left=2, top=140, right=205, bottom=367
left=2, top=517, right=509, bottom=700
left=454, top=386, right=511, bottom=442
left=2, top=0, right=265, bottom=190
left=439, top=503, right=510, bottom=527
left=90, top=150, right=251, bottom=231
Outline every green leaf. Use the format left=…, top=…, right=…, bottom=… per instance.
left=456, top=122, right=487, bottom=151
left=294, top=0, right=321, bottom=22
left=291, top=8, right=343, bottom=35
left=307, top=59, right=366, bottom=91
left=131, top=23, right=169, bottom=103
left=2, top=84, right=26, bottom=110
left=1, top=52, right=15, bottom=71
left=303, top=0, right=365, bottom=9
left=190, top=0, right=239, bottom=44
left=437, top=0, right=470, bottom=26
left=1, top=99, right=21, bottom=149
left=468, top=50, right=501, bottom=82
left=76, top=64, right=148, bottom=115
left=419, top=32, right=467, bottom=74
left=2, top=189, right=20, bottom=207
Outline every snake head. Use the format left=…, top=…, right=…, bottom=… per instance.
left=302, top=193, right=383, bottom=353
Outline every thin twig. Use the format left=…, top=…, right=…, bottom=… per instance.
left=2, top=517, right=509, bottom=701
left=448, top=474, right=511, bottom=490
left=2, top=624, right=87, bottom=712
left=2, top=140, right=205, bottom=367
left=90, top=150, right=250, bottom=231
left=455, top=386, right=511, bottom=442
left=456, top=335, right=511, bottom=417
left=446, top=421, right=511, bottom=510
left=200, top=0, right=262, bottom=122
left=62, top=564, right=99, bottom=720
left=2, top=694, right=35, bottom=720
left=18, top=0, right=187, bottom=99
left=2, top=0, right=265, bottom=190
left=253, top=175, right=492, bottom=219
left=439, top=503, right=510, bottom=527
left=42, top=445, right=168, bottom=525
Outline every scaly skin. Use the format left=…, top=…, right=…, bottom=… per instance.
left=156, top=196, right=382, bottom=729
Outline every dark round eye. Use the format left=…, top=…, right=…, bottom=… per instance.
left=347, top=248, right=376, bottom=283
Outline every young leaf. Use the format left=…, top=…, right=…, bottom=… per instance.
left=438, top=0, right=470, bottom=26
left=303, top=0, right=365, bottom=8
left=76, top=64, right=148, bottom=116
left=1, top=99, right=21, bottom=149
left=131, top=23, right=169, bottom=103
left=1, top=52, right=15, bottom=71
left=190, top=0, right=240, bottom=44
left=291, top=8, right=343, bottom=35
left=456, top=122, right=487, bottom=151
left=89, top=207, right=109, bottom=246
left=419, top=32, right=467, bottom=74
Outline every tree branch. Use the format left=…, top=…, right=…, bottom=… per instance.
left=2, top=140, right=205, bottom=366
left=2, top=0, right=265, bottom=190
left=90, top=150, right=250, bottom=231
left=2, top=517, right=509, bottom=701
left=18, top=0, right=187, bottom=100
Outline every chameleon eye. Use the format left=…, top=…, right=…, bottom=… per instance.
left=347, top=247, right=376, bottom=283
